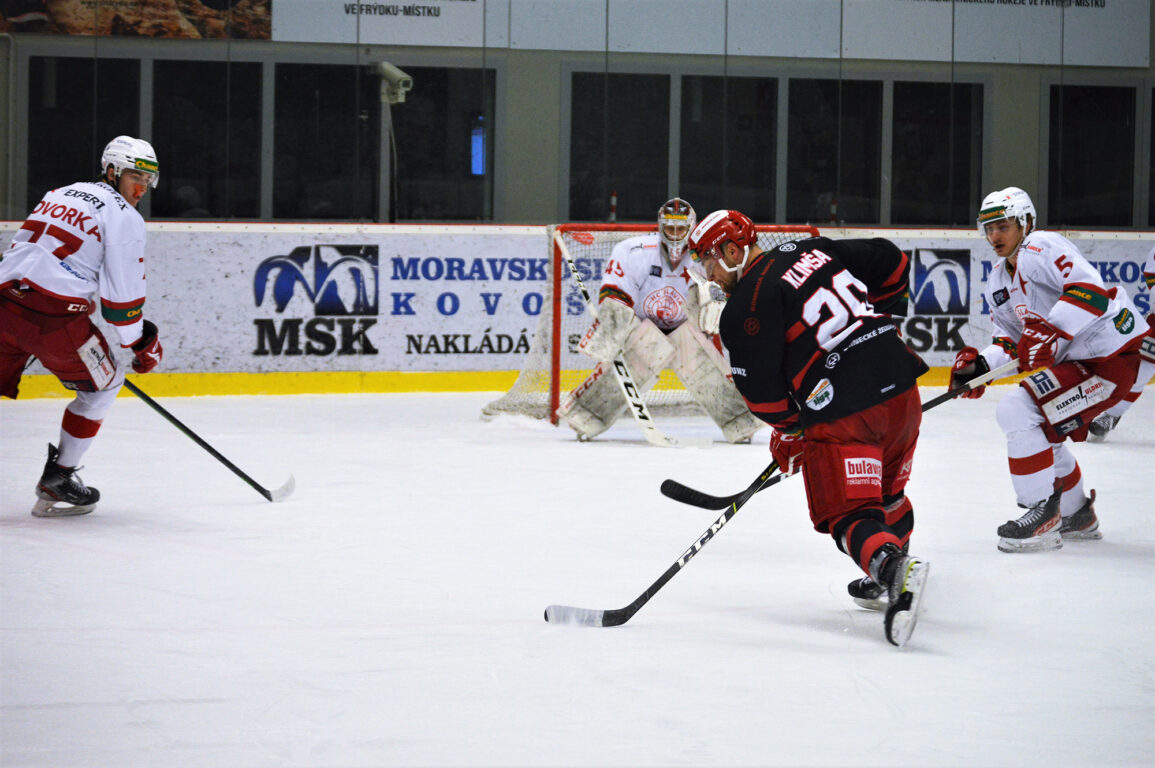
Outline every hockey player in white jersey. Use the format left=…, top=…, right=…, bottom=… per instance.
left=1086, top=245, right=1155, bottom=441
left=0, top=135, right=164, bottom=517
left=556, top=198, right=763, bottom=443
left=951, top=187, right=1147, bottom=552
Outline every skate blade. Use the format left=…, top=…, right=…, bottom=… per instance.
left=852, top=595, right=888, bottom=612
left=31, top=497, right=96, bottom=518
left=997, top=530, right=1062, bottom=553
left=885, top=560, right=930, bottom=647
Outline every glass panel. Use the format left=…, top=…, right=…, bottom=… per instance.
left=570, top=72, right=669, bottom=221
left=680, top=75, right=777, bottom=222
left=1048, top=84, right=1135, bottom=227
left=892, top=82, right=983, bottom=225
left=151, top=60, right=262, bottom=219
left=26, top=57, right=140, bottom=211
left=787, top=79, right=882, bottom=224
left=391, top=66, right=495, bottom=220
left=273, top=64, right=378, bottom=220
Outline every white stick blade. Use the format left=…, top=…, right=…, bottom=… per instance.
left=269, top=475, right=295, bottom=503
left=544, top=604, right=605, bottom=626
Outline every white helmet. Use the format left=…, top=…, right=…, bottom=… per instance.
left=658, top=197, right=697, bottom=266
left=976, top=186, right=1035, bottom=236
left=101, top=135, right=160, bottom=188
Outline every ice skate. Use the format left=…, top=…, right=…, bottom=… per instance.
left=876, top=544, right=930, bottom=647
left=1086, top=413, right=1120, bottom=443
left=31, top=443, right=99, bottom=518
left=848, top=576, right=887, bottom=611
left=997, top=487, right=1061, bottom=553
left=1060, top=489, right=1101, bottom=541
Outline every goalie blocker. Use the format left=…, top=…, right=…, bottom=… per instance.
left=557, top=297, right=761, bottom=443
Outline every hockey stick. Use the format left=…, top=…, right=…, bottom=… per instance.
left=553, top=231, right=710, bottom=449
left=544, top=462, right=778, bottom=628
left=660, top=357, right=1022, bottom=510
left=122, top=379, right=295, bottom=502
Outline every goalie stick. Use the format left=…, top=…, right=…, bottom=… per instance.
left=543, top=359, right=1022, bottom=627
left=554, top=231, right=709, bottom=449
left=123, top=379, right=295, bottom=502
left=660, top=357, right=1022, bottom=510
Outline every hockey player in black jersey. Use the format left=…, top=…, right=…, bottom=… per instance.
left=688, top=209, right=930, bottom=646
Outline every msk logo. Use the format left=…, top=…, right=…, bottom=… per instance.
left=254, top=245, right=378, bottom=315
left=913, top=249, right=969, bottom=315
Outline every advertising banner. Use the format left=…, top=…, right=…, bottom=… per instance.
left=0, top=224, right=1151, bottom=380
left=0, top=0, right=271, bottom=38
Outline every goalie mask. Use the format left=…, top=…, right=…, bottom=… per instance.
left=101, top=135, right=160, bottom=189
left=658, top=197, right=697, bottom=268
left=977, top=187, right=1035, bottom=237
left=688, top=209, right=757, bottom=276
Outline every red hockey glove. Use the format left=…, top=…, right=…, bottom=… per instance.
left=770, top=429, right=805, bottom=476
left=1017, top=317, right=1060, bottom=373
left=130, top=320, right=163, bottom=374
left=950, top=347, right=990, bottom=399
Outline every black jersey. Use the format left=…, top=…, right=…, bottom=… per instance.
left=719, top=237, right=927, bottom=431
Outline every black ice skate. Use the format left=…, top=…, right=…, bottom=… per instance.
left=997, top=486, right=1061, bottom=553
left=1059, top=489, right=1101, bottom=541
left=847, top=576, right=887, bottom=611
left=32, top=443, right=99, bottom=518
left=874, top=543, right=930, bottom=648
left=1086, top=414, right=1120, bottom=443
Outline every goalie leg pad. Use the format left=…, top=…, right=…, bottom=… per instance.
left=667, top=324, right=763, bottom=443
left=557, top=322, right=674, bottom=440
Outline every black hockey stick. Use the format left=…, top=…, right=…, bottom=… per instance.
left=543, top=461, right=780, bottom=627
left=660, top=358, right=1022, bottom=510
left=123, top=379, right=295, bottom=502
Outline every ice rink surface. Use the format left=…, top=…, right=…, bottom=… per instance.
left=1, top=384, right=1152, bottom=767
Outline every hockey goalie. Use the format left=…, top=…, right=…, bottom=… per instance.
left=556, top=198, right=763, bottom=444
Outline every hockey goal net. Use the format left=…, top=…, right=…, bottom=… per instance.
left=482, top=222, right=820, bottom=423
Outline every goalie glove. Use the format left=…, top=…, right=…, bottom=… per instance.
left=770, top=428, right=805, bottom=476
left=696, top=279, right=728, bottom=335
left=129, top=320, right=163, bottom=374
left=577, top=299, right=637, bottom=363
left=1016, top=317, right=1061, bottom=373
left=950, top=346, right=990, bottom=399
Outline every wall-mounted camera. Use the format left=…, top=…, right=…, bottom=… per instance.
left=375, top=62, right=413, bottom=105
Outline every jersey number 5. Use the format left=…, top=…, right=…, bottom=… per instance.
left=19, top=219, right=83, bottom=260
left=802, top=270, right=880, bottom=351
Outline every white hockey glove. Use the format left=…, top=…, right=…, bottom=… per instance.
left=577, top=299, right=638, bottom=363
left=695, top=279, right=727, bottom=335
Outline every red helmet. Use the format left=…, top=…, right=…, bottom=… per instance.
left=688, top=209, right=756, bottom=264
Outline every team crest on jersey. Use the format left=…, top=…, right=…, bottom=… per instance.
left=642, top=285, right=685, bottom=330
left=805, top=378, right=834, bottom=410
left=824, top=352, right=840, bottom=370
left=779, top=242, right=797, bottom=252
left=743, top=317, right=760, bottom=335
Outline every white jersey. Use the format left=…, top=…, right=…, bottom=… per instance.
left=598, top=233, right=703, bottom=331
left=0, top=181, right=148, bottom=346
left=979, top=229, right=1146, bottom=368
left=1145, top=245, right=1155, bottom=294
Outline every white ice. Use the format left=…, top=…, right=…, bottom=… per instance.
left=2, top=385, right=1152, bottom=767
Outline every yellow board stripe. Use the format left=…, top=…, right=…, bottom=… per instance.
left=14, top=367, right=962, bottom=398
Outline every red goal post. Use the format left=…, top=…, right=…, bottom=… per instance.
left=482, top=222, right=821, bottom=424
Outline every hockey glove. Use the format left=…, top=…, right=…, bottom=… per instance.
left=577, top=299, right=637, bottom=363
left=696, top=280, right=727, bottom=335
left=950, top=346, right=990, bottom=399
left=1016, top=317, right=1060, bottom=372
left=130, top=320, right=163, bottom=374
left=770, top=428, right=805, bottom=476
